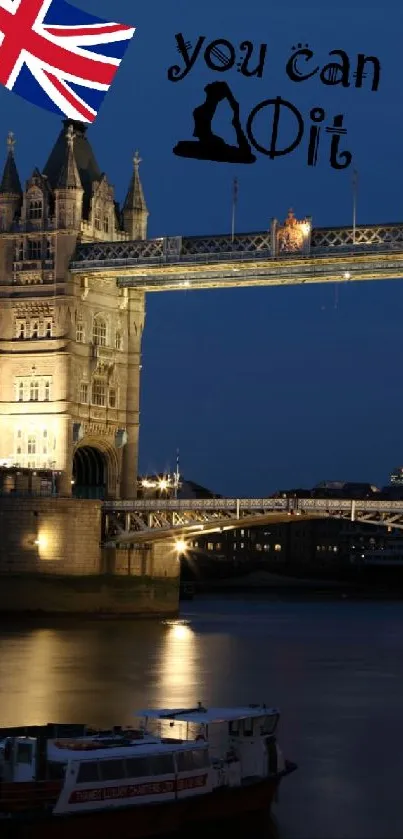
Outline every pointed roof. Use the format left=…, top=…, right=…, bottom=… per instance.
left=0, top=132, right=22, bottom=196
left=55, top=124, right=82, bottom=190
left=43, top=119, right=100, bottom=215
left=123, top=151, right=148, bottom=215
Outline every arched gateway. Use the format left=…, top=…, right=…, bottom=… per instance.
left=72, top=440, right=119, bottom=500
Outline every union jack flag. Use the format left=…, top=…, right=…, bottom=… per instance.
left=0, top=0, right=135, bottom=122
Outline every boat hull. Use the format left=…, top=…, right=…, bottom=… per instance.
left=0, top=764, right=296, bottom=839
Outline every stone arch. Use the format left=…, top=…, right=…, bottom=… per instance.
left=72, top=436, right=119, bottom=500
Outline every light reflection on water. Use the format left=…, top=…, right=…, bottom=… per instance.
left=0, top=596, right=403, bottom=838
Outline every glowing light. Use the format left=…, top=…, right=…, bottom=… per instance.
left=301, top=221, right=311, bottom=236
left=344, top=271, right=351, bottom=280
left=175, top=539, right=187, bottom=554
left=34, top=535, right=47, bottom=549
left=159, top=479, right=169, bottom=491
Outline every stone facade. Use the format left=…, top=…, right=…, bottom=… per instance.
left=0, top=498, right=180, bottom=616
left=0, top=122, right=149, bottom=500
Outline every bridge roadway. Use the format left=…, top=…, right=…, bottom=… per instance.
left=102, top=497, right=403, bottom=546
left=70, top=220, right=403, bottom=291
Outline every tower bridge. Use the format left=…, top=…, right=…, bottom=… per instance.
left=70, top=218, right=403, bottom=292
left=102, top=497, right=403, bottom=547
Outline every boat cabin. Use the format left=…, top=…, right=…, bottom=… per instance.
left=136, top=704, right=281, bottom=781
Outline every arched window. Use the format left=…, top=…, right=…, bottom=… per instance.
left=44, top=381, right=50, bottom=402
left=31, top=322, right=38, bottom=339
left=103, top=215, right=109, bottom=233
left=30, top=380, right=39, bottom=401
left=76, top=319, right=84, bottom=342
left=94, top=208, right=101, bottom=231
left=92, top=317, right=107, bottom=347
left=28, top=198, right=43, bottom=220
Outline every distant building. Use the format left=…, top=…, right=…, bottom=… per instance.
left=390, top=467, right=403, bottom=486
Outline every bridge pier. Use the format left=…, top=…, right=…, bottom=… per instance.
left=0, top=497, right=180, bottom=618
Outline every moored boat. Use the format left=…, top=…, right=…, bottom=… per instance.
left=0, top=703, right=296, bottom=838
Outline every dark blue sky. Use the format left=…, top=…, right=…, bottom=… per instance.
left=3, top=0, right=402, bottom=495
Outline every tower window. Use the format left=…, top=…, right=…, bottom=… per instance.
left=80, top=382, right=88, bottom=403
left=46, top=238, right=53, bottom=260
left=92, top=317, right=107, bottom=347
left=103, top=215, right=109, bottom=233
left=94, top=208, right=101, bottom=231
left=16, top=320, right=26, bottom=339
left=45, top=321, right=52, bottom=338
left=92, top=379, right=106, bottom=406
left=28, top=240, right=41, bottom=260
left=76, top=319, right=84, bottom=343
left=28, top=199, right=43, bottom=220
left=18, top=383, right=24, bottom=402
left=27, top=436, right=36, bottom=455
left=30, top=380, right=39, bottom=401
left=115, top=331, right=122, bottom=351
left=31, top=322, right=39, bottom=339
left=109, top=387, right=117, bottom=408
left=44, top=381, right=50, bottom=402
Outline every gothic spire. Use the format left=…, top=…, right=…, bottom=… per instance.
left=0, top=132, right=22, bottom=195
left=122, top=151, right=149, bottom=239
left=123, top=151, right=148, bottom=215
left=55, top=124, right=83, bottom=190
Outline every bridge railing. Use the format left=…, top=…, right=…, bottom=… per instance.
left=70, top=223, right=403, bottom=270
left=103, top=497, right=403, bottom=513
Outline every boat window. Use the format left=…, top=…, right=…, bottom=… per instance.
left=261, top=714, right=279, bottom=735
left=176, top=749, right=208, bottom=772
left=99, top=759, right=126, bottom=781
left=77, top=761, right=100, bottom=783
left=150, top=754, right=175, bottom=775
left=47, top=761, right=66, bottom=780
left=229, top=721, right=240, bottom=736
left=190, top=749, right=210, bottom=769
left=242, top=718, right=253, bottom=737
left=126, top=754, right=174, bottom=778
left=16, top=742, right=32, bottom=764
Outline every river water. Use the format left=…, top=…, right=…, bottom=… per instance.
left=0, top=595, right=402, bottom=838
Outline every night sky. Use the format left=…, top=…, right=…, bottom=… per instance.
left=3, top=0, right=402, bottom=496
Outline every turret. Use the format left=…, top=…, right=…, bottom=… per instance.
left=122, top=151, right=149, bottom=241
left=54, top=124, right=84, bottom=229
left=0, top=132, right=22, bottom=231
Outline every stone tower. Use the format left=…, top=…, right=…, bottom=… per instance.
left=0, top=120, right=148, bottom=500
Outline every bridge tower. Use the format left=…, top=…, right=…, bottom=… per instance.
left=0, top=120, right=148, bottom=500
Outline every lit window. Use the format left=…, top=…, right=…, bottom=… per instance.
left=28, top=199, right=42, bottom=220
left=76, top=320, right=84, bottom=343
left=18, top=383, right=24, bottom=402
left=240, top=543, right=245, bottom=549
left=274, top=544, right=282, bottom=552
left=115, top=331, right=122, bottom=351
left=27, top=240, right=41, bottom=260
left=27, top=436, right=36, bottom=455
left=80, top=382, right=88, bottom=404
left=92, top=317, right=107, bottom=347
left=109, top=387, right=117, bottom=408
left=207, top=543, right=214, bottom=551
left=44, top=381, right=50, bottom=402
left=30, top=380, right=39, bottom=401
left=92, top=379, right=106, bottom=406
left=17, top=321, right=26, bottom=339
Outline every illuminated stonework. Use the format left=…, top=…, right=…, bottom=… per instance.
left=276, top=209, right=311, bottom=253
left=0, top=121, right=149, bottom=499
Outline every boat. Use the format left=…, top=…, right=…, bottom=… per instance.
left=0, top=703, right=296, bottom=838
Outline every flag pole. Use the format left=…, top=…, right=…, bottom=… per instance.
left=231, top=177, right=238, bottom=243
left=352, top=169, right=358, bottom=245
